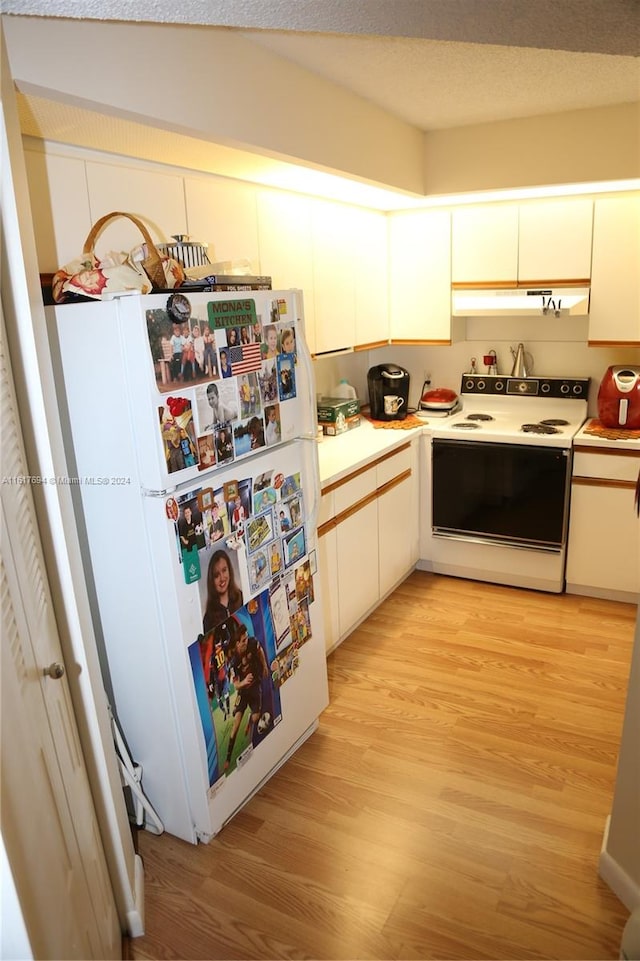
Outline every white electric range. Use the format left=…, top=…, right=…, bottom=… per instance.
left=419, top=374, right=590, bottom=593
left=426, top=374, right=589, bottom=447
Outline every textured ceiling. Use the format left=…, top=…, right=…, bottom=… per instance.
left=2, top=0, right=638, bottom=132
left=2, top=0, right=640, bottom=56
left=5, top=0, right=639, bottom=207
left=241, top=31, right=639, bottom=131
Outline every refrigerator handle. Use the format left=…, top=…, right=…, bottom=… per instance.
left=300, top=435, right=321, bottom=537
left=293, top=290, right=322, bottom=536
left=294, top=290, right=317, bottom=442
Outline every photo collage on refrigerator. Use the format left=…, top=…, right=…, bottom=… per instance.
left=147, top=291, right=297, bottom=473
left=146, top=292, right=316, bottom=787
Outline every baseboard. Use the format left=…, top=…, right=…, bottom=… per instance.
left=566, top=583, right=639, bottom=605
left=125, top=853, right=145, bottom=938
left=599, top=815, right=640, bottom=913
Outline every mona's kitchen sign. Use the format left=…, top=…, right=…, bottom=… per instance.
left=207, top=299, right=257, bottom=329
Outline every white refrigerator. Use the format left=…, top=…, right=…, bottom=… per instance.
left=47, top=288, right=329, bottom=844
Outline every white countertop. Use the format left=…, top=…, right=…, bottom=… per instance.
left=573, top=418, right=640, bottom=452
left=316, top=416, right=640, bottom=491
left=317, top=418, right=425, bottom=486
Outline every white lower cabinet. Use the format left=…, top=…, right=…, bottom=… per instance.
left=335, top=498, right=380, bottom=635
left=377, top=442, right=417, bottom=597
left=318, top=522, right=340, bottom=654
left=378, top=474, right=412, bottom=598
left=566, top=448, right=640, bottom=601
left=317, top=440, right=418, bottom=654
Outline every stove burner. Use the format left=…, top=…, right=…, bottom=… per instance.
left=539, top=418, right=569, bottom=427
left=521, top=423, right=560, bottom=435
left=452, top=421, right=481, bottom=430
left=466, top=413, right=494, bottom=422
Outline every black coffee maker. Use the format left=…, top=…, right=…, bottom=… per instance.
left=367, top=363, right=411, bottom=420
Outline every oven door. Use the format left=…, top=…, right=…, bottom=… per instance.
left=432, top=439, right=571, bottom=550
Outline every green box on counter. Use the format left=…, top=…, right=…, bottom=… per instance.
left=317, top=397, right=361, bottom=435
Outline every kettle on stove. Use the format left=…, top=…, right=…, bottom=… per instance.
left=510, top=343, right=533, bottom=378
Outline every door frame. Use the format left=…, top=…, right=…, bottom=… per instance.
left=1, top=21, right=143, bottom=943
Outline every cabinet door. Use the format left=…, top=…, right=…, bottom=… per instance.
left=87, top=160, right=187, bottom=247
left=353, top=208, right=389, bottom=349
left=311, top=200, right=356, bottom=354
left=566, top=482, right=639, bottom=598
left=256, top=189, right=316, bottom=348
left=588, top=195, right=640, bottom=346
left=451, top=204, right=518, bottom=283
left=389, top=209, right=452, bottom=342
left=318, top=525, right=339, bottom=654
left=184, top=177, right=260, bottom=272
left=378, top=473, right=413, bottom=597
left=518, top=199, right=593, bottom=282
left=408, top=438, right=420, bottom=566
left=335, top=499, right=379, bottom=637
left=24, top=149, right=92, bottom=271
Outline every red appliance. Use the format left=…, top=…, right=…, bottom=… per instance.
left=419, top=384, right=459, bottom=414
left=597, top=366, right=640, bottom=429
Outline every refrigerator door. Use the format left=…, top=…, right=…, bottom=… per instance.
left=152, top=437, right=328, bottom=840
left=48, top=296, right=328, bottom=841
left=50, top=289, right=315, bottom=494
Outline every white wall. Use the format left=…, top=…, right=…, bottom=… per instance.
left=599, top=613, right=640, bottom=911
left=423, top=103, right=640, bottom=195
left=1, top=839, right=33, bottom=961
left=314, top=332, right=640, bottom=417
left=3, top=15, right=426, bottom=196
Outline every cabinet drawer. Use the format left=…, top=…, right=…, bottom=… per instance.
left=317, top=491, right=335, bottom=528
left=376, top=444, right=412, bottom=487
left=573, top=449, right=640, bottom=482
left=331, top=465, right=377, bottom=515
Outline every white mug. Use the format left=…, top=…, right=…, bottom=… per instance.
left=384, top=394, right=405, bottom=416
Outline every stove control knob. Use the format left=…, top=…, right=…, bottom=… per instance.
left=541, top=382, right=551, bottom=393
left=495, top=380, right=505, bottom=391
left=477, top=380, right=486, bottom=391
left=464, top=379, right=475, bottom=391
left=572, top=383, right=584, bottom=395
left=560, top=383, right=570, bottom=394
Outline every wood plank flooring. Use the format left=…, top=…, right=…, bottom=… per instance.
left=131, top=572, right=636, bottom=960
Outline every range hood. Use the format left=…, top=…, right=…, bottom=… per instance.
left=452, top=286, right=590, bottom=317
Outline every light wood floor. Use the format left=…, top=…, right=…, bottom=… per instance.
left=131, top=572, right=636, bottom=960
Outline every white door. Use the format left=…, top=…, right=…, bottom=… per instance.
left=0, top=310, right=122, bottom=959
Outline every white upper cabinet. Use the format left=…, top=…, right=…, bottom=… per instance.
left=86, top=160, right=188, bottom=249
left=184, top=177, right=260, bottom=272
left=451, top=204, right=519, bottom=283
left=452, top=198, right=593, bottom=284
left=79, top=160, right=186, bottom=256
left=518, top=199, right=593, bottom=282
left=311, top=199, right=357, bottom=355
left=256, top=189, right=316, bottom=347
left=24, top=149, right=92, bottom=271
left=258, top=196, right=387, bottom=354
left=588, top=195, right=640, bottom=346
left=353, top=208, right=389, bottom=349
left=389, top=209, right=452, bottom=342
